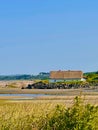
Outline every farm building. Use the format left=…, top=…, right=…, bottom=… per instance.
left=50, top=70, right=83, bottom=82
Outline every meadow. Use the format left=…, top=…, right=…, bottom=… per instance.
left=0, top=91, right=98, bottom=130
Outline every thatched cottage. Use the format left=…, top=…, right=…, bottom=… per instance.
left=50, top=70, right=83, bottom=82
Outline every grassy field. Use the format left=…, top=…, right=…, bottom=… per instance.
left=0, top=100, right=56, bottom=130
left=0, top=88, right=98, bottom=129
left=0, top=96, right=98, bottom=130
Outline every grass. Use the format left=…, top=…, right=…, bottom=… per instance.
left=0, top=100, right=63, bottom=130
left=0, top=88, right=98, bottom=129
left=0, top=96, right=98, bottom=130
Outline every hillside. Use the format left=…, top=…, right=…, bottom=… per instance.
left=0, top=73, right=50, bottom=81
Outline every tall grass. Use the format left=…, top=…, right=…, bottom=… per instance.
left=0, top=101, right=57, bottom=130
left=39, top=97, right=98, bottom=130
left=0, top=97, right=98, bottom=130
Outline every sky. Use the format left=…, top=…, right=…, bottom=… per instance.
left=0, top=0, right=98, bottom=75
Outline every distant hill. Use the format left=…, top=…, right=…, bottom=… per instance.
left=84, top=71, right=98, bottom=75
left=0, top=72, right=50, bottom=80
left=84, top=71, right=98, bottom=81
left=0, top=71, right=98, bottom=81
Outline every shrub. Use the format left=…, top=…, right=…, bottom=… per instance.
left=0, top=97, right=98, bottom=130
left=39, top=96, right=98, bottom=130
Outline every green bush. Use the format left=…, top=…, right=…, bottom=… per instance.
left=39, top=96, right=98, bottom=130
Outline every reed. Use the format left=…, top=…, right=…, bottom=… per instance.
left=0, top=96, right=98, bottom=130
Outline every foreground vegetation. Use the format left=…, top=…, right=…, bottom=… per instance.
left=0, top=96, right=98, bottom=130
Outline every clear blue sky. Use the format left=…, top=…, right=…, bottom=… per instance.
left=0, top=0, right=98, bottom=75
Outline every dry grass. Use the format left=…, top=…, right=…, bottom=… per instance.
left=0, top=93, right=98, bottom=130
left=0, top=100, right=65, bottom=129
left=0, top=95, right=98, bottom=107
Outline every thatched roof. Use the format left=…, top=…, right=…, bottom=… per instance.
left=50, top=70, right=83, bottom=79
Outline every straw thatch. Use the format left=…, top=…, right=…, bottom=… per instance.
left=50, top=70, right=83, bottom=80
